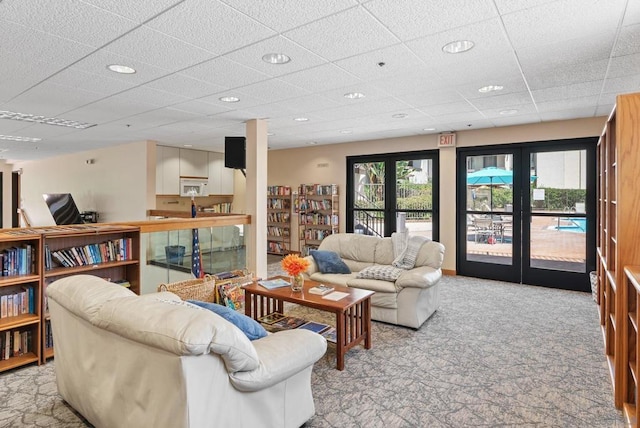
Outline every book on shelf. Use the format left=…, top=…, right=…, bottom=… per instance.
left=308, top=284, right=334, bottom=295
left=321, top=327, right=337, bottom=343
left=270, top=315, right=307, bottom=330
left=258, top=312, right=286, bottom=325
left=258, top=278, right=290, bottom=289
left=298, top=321, right=331, bottom=334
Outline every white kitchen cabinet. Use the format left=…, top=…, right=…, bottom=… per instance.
left=208, top=152, right=234, bottom=195
left=156, top=146, right=180, bottom=195
left=179, top=148, right=208, bottom=178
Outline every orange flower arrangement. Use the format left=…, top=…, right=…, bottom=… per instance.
left=281, top=254, right=310, bottom=276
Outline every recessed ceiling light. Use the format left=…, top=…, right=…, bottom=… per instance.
left=392, top=113, right=407, bottom=119
left=219, top=96, right=240, bottom=103
left=344, top=92, right=365, bottom=99
left=262, top=53, right=291, bottom=64
left=423, top=127, right=436, bottom=131
left=267, top=132, right=275, bottom=136
left=306, top=141, right=317, bottom=145
left=107, top=64, right=136, bottom=74
left=183, top=144, right=193, bottom=147
left=478, top=85, right=504, bottom=93
left=499, top=109, right=519, bottom=115
left=442, top=40, right=475, bottom=54
left=0, top=110, right=96, bottom=129
left=0, top=134, right=41, bottom=142
left=294, top=117, right=309, bottom=122
left=340, top=130, right=352, bottom=134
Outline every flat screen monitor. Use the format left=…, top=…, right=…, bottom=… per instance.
left=43, top=193, right=84, bottom=225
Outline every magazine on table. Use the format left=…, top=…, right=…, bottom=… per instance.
left=257, top=278, right=290, bottom=289
left=308, top=284, right=334, bottom=295
left=270, top=315, right=307, bottom=330
left=298, top=321, right=331, bottom=334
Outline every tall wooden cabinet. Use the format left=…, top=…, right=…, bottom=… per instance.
left=267, top=186, right=292, bottom=255
left=596, top=92, right=640, bottom=423
left=298, top=184, right=339, bottom=256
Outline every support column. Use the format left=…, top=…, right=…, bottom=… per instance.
left=245, top=119, right=268, bottom=280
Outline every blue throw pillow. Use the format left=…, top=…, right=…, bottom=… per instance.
left=311, top=250, right=351, bottom=274
left=187, top=300, right=267, bottom=341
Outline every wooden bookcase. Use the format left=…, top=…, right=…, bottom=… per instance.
left=0, top=231, right=42, bottom=373
left=596, top=92, right=640, bottom=421
left=298, top=184, right=339, bottom=256
left=267, top=186, right=292, bottom=256
left=40, top=225, right=140, bottom=362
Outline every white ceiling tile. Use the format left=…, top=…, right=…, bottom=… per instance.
left=539, top=107, right=597, bottom=121
left=502, top=0, right=627, bottom=48
left=278, top=63, right=363, bottom=93
left=284, top=7, right=398, bottom=61
left=71, top=50, right=173, bottom=85
left=181, top=57, right=271, bottom=90
left=220, top=0, right=358, bottom=32
left=2, top=82, right=105, bottom=117
left=80, top=0, right=184, bottom=23
left=146, top=74, right=226, bottom=99
left=113, top=86, right=191, bottom=108
left=48, top=68, right=136, bottom=96
left=468, top=92, right=534, bottom=111
left=395, top=90, right=465, bottom=109
left=311, top=97, right=413, bottom=121
left=169, top=100, right=233, bottom=116
left=531, top=81, right=603, bottom=103
left=623, top=0, right=640, bottom=26
left=602, top=73, right=640, bottom=94
left=280, top=94, right=341, bottom=114
left=0, top=120, right=34, bottom=134
left=334, top=44, right=426, bottom=81
left=494, top=0, right=561, bottom=15
left=490, top=113, right=542, bottom=128
left=363, top=0, right=497, bottom=41
left=64, top=97, right=159, bottom=124
left=0, top=59, right=65, bottom=102
left=236, top=103, right=298, bottom=120
left=536, top=95, right=600, bottom=113
left=318, top=83, right=392, bottom=104
left=146, top=0, right=276, bottom=55
left=1, top=0, right=137, bottom=47
left=595, top=104, right=616, bottom=116
left=233, top=79, right=311, bottom=103
left=480, top=103, right=539, bottom=118
left=224, top=36, right=327, bottom=77
left=6, top=122, right=79, bottom=139
left=419, top=101, right=477, bottom=117
left=104, top=26, right=217, bottom=72
left=613, top=23, right=640, bottom=56
left=525, top=59, right=610, bottom=90
left=369, top=69, right=446, bottom=97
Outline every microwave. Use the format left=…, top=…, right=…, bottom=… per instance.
left=180, top=178, right=208, bottom=197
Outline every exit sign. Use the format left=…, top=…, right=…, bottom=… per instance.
left=438, top=133, right=456, bottom=147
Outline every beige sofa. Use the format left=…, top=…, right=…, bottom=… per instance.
left=305, top=233, right=445, bottom=329
left=47, top=275, right=327, bottom=428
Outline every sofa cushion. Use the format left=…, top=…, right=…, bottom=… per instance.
left=310, top=250, right=351, bottom=274
left=187, top=300, right=267, bottom=341
left=93, top=295, right=260, bottom=372
left=357, top=265, right=404, bottom=281
left=309, top=272, right=355, bottom=288
left=318, top=233, right=378, bottom=264
left=46, top=274, right=136, bottom=323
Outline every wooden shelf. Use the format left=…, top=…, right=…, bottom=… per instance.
left=0, top=352, right=39, bottom=371
left=267, top=186, right=292, bottom=256
left=298, top=184, right=339, bottom=256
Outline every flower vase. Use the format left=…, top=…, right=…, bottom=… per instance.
left=290, top=273, right=304, bottom=292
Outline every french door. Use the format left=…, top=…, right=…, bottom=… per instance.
left=456, top=138, right=597, bottom=291
left=346, top=150, right=439, bottom=240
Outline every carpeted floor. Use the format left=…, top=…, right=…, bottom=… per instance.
left=0, top=267, right=624, bottom=427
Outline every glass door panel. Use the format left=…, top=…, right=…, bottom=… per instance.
left=396, top=158, right=434, bottom=240
left=352, top=161, right=385, bottom=236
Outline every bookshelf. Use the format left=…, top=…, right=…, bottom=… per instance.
left=595, top=92, right=640, bottom=418
left=267, top=186, right=292, bottom=256
left=41, top=225, right=140, bottom=362
left=0, top=230, right=41, bottom=372
left=298, top=184, right=339, bottom=256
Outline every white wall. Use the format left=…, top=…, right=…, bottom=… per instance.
left=14, top=140, right=156, bottom=226
left=0, top=160, right=14, bottom=227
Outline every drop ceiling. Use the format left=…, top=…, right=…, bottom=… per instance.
left=0, top=0, right=638, bottom=161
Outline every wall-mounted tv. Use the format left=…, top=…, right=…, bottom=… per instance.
left=43, top=193, right=84, bottom=225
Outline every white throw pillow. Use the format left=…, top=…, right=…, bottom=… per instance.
left=356, top=265, right=404, bottom=281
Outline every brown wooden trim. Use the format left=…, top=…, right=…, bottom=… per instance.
left=442, top=269, right=456, bottom=276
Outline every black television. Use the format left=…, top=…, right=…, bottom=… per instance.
left=224, top=136, right=246, bottom=169
left=43, top=193, right=84, bottom=225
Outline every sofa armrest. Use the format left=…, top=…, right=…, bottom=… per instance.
left=395, top=265, right=442, bottom=289
left=228, top=329, right=327, bottom=392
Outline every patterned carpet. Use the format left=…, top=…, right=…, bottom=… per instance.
left=0, top=267, right=623, bottom=427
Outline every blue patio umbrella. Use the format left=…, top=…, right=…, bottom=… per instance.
left=467, top=167, right=513, bottom=210
left=467, top=167, right=513, bottom=186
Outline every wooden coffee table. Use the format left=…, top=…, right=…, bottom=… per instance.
left=244, top=276, right=373, bottom=370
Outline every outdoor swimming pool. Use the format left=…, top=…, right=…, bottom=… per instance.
left=555, top=217, right=586, bottom=233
